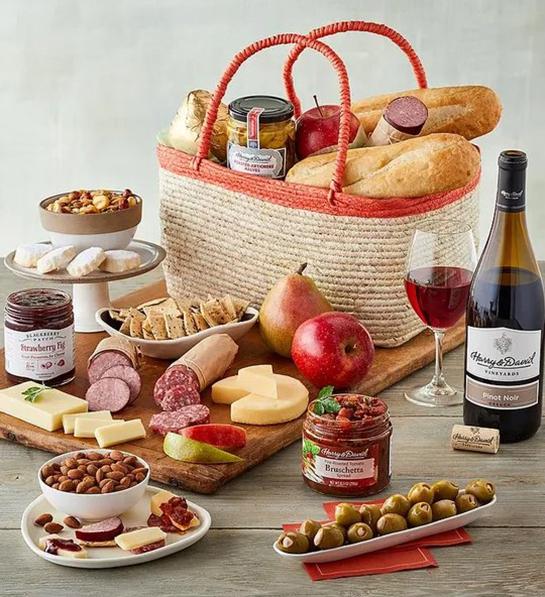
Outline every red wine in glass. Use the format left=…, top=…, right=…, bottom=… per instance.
left=404, top=266, right=473, bottom=330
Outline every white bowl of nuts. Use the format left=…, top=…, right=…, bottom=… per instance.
left=39, top=189, right=142, bottom=251
left=38, top=449, right=150, bottom=521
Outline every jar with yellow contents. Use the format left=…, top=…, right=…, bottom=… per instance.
left=226, top=95, right=295, bottom=179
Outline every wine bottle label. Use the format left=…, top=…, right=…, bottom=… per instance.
left=465, top=326, right=541, bottom=410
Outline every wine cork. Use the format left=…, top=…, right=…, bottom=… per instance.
left=368, top=96, right=428, bottom=146
left=451, top=424, right=500, bottom=454
left=170, top=334, right=239, bottom=390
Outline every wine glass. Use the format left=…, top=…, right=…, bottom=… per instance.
left=404, top=220, right=477, bottom=407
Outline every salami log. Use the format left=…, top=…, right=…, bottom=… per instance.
left=85, top=378, right=131, bottom=412
left=88, top=352, right=132, bottom=384
left=101, top=365, right=142, bottom=404
left=153, top=365, right=201, bottom=411
left=149, top=404, right=210, bottom=436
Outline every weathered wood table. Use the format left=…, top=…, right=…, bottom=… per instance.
left=1, top=265, right=544, bottom=596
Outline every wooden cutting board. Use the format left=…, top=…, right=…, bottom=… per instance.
left=0, top=279, right=465, bottom=494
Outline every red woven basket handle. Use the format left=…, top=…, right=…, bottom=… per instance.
left=194, top=33, right=352, bottom=203
left=283, top=21, right=428, bottom=118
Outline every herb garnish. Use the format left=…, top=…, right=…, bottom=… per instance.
left=313, top=386, right=340, bottom=415
left=22, top=384, right=48, bottom=403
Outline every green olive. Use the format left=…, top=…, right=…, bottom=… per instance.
left=298, top=519, right=321, bottom=541
left=314, top=525, right=345, bottom=550
left=455, top=493, right=479, bottom=513
left=380, top=494, right=411, bottom=517
left=465, top=479, right=495, bottom=503
left=431, top=499, right=457, bottom=521
left=323, top=521, right=347, bottom=539
left=275, top=531, right=310, bottom=554
left=376, top=513, right=408, bottom=535
left=334, top=503, right=361, bottom=527
left=432, top=480, right=459, bottom=501
left=407, top=482, right=435, bottom=505
left=407, top=502, right=433, bottom=527
left=347, top=522, right=374, bottom=543
left=359, top=504, right=382, bottom=530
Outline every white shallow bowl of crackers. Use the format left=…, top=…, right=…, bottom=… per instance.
left=96, top=294, right=258, bottom=359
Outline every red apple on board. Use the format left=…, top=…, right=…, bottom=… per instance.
left=295, top=96, right=367, bottom=160
left=291, top=312, right=375, bottom=389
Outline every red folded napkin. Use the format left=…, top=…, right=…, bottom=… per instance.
left=280, top=500, right=472, bottom=581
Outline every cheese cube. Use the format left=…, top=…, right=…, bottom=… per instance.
left=237, top=368, right=278, bottom=399
left=95, top=418, right=146, bottom=448
left=63, top=410, right=112, bottom=434
left=74, top=417, right=123, bottom=438
left=211, top=376, right=249, bottom=405
left=115, top=527, right=166, bottom=551
left=0, top=382, right=87, bottom=432
left=230, top=374, right=309, bottom=425
left=150, top=489, right=177, bottom=516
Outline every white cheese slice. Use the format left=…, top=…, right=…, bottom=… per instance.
left=95, top=418, right=146, bottom=448
left=237, top=368, right=278, bottom=399
left=115, top=527, right=166, bottom=551
left=230, top=374, right=309, bottom=425
left=63, top=410, right=112, bottom=434
left=0, top=381, right=87, bottom=431
left=74, top=417, right=124, bottom=438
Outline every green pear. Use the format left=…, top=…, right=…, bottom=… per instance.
left=259, top=263, right=332, bottom=358
left=163, top=433, right=243, bottom=464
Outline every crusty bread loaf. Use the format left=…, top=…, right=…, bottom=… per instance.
left=352, top=86, right=501, bottom=140
left=285, top=133, right=480, bottom=198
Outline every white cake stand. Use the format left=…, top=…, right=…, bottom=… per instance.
left=4, top=240, right=166, bottom=333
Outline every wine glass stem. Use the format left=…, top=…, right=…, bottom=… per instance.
left=431, top=329, right=446, bottom=389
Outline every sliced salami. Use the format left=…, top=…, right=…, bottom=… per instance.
left=75, top=517, right=124, bottom=542
left=131, top=539, right=166, bottom=554
left=149, top=404, right=210, bottom=436
left=153, top=365, right=201, bottom=411
left=85, top=377, right=131, bottom=412
left=88, top=351, right=132, bottom=384
left=101, top=365, right=142, bottom=404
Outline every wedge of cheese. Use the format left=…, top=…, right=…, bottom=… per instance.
left=63, top=410, right=112, bottom=434
left=211, top=376, right=249, bottom=405
left=237, top=366, right=278, bottom=399
left=95, top=418, right=146, bottom=448
left=74, top=417, right=124, bottom=438
left=0, top=382, right=87, bottom=432
left=115, top=527, right=166, bottom=551
left=230, top=374, right=309, bottom=425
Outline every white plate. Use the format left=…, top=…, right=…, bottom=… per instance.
left=95, top=306, right=259, bottom=359
left=273, top=495, right=496, bottom=564
left=21, top=486, right=211, bottom=568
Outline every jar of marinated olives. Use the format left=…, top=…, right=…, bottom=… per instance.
left=226, top=95, right=295, bottom=179
left=302, top=393, right=392, bottom=497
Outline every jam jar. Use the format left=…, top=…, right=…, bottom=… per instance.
left=226, top=95, right=295, bottom=179
left=302, top=394, right=392, bottom=497
left=4, top=288, right=75, bottom=386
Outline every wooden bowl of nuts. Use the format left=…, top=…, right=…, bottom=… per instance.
left=39, top=189, right=142, bottom=251
left=38, top=449, right=150, bottom=521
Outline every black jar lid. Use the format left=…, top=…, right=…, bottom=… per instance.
left=228, top=95, right=294, bottom=123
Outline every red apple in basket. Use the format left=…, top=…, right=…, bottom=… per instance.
left=295, top=95, right=367, bottom=160
left=291, top=312, right=375, bottom=389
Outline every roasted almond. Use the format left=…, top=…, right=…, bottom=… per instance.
left=107, top=471, right=124, bottom=481
left=44, top=522, right=64, bottom=534
left=111, top=463, right=128, bottom=475
left=64, top=458, right=77, bottom=468
left=86, top=452, right=102, bottom=461
left=45, top=475, right=57, bottom=486
left=86, top=486, right=101, bottom=494
left=63, top=516, right=81, bottom=529
left=34, top=513, right=53, bottom=527
left=67, top=469, right=83, bottom=480
left=96, top=469, right=104, bottom=483
left=109, top=450, right=124, bottom=462
left=86, top=464, right=98, bottom=476
left=101, top=480, right=115, bottom=494
left=59, top=480, right=75, bottom=492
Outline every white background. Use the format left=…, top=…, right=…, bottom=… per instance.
left=1, top=0, right=543, bottom=255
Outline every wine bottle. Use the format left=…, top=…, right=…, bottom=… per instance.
left=464, top=150, right=544, bottom=442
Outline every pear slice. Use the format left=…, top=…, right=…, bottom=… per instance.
left=163, top=433, right=243, bottom=464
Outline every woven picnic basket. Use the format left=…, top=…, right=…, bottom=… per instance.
left=158, top=22, right=480, bottom=347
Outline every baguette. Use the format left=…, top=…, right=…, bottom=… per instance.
left=352, top=85, right=501, bottom=140
left=285, top=133, right=480, bottom=198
